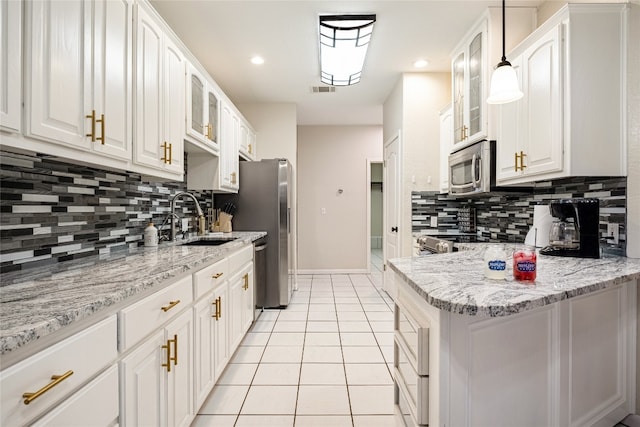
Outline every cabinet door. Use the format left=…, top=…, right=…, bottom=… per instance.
left=165, top=310, right=194, bottom=427
left=27, top=0, right=90, bottom=148
left=496, top=57, right=524, bottom=183
left=466, top=31, right=484, bottom=142
left=31, top=366, right=119, bottom=427
left=133, top=5, right=163, bottom=170
left=247, top=128, right=256, bottom=159
left=452, top=50, right=466, bottom=145
left=520, top=24, right=563, bottom=177
left=121, top=330, right=166, bottom=427
left=439, top=105, right=453, bottom=193
left=213, top=283, right=229, bottom=380
left=93, top=0, right=132, bottom=161
left=193, top=296, right=216, bottom=409
left=206, top=87, right=220, bottom=147
left=220, top=103, right=239, bottom=191
left=186, top=64, right=206, bottom=144
left=229, top=269, right=245, bottom=352
left=238, top=121, right=249, bottom=155
left=241, top=267, right=254, bottom=334
left=162, top=36, right=185, bottom=175
left=0, top=0, right=21, bottom=133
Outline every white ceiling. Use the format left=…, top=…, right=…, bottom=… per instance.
left=150, top=0, right=546, bottom=125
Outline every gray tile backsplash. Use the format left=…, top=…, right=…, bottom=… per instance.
left=412, top=176, right=627, bottom=255
left=0, top=150, right=212, bottom=273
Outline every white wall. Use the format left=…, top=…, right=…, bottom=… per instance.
left=383, top=73, right=451, bottom=257
left=297, top=125, right=383, bottom=272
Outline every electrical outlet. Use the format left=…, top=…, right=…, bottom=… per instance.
left=181, top=218, right=190, bottom=231
left=430, top=216, right=438, bottom=228
left=607, top=223, right=619, bottom=244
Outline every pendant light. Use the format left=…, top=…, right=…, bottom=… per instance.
left=487, top=0, right=523, bottom=104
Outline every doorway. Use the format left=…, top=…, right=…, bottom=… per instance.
left=368, top=160, right=384, bottom=274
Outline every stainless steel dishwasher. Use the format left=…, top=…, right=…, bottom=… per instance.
left=253, top=237, right=267, bottom=320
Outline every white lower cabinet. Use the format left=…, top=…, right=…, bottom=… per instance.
left=32, top=365, right=119, bottom=427
left=393, top=270, right=637, bottom=427
left=121, top=308, right=194, bottom=427
left=0, top=316, right=118, bottom=427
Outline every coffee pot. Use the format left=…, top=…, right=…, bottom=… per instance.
left=540, top=198, right=600, bottom=258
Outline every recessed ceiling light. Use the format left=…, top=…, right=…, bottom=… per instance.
left=251, top=56, right=265, bottom=65
left=414, top=59, right=429, bottom=68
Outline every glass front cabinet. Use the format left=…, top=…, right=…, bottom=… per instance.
left=186, top=63, right=220, bottom=152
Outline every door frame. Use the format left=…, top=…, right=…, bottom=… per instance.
left=366, top=158, right=383, bottom=273
left=382, top=131, right=402, bottom=295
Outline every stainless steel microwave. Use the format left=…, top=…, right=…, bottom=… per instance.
left=448, top=140, right=492, bottom=196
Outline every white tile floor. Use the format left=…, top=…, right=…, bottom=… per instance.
left=191, top=250, right=395, bottom=427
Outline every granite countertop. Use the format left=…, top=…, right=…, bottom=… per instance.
left=0, top=231, right=266, bottom=357
left=389, top=244, right=640, bottom=317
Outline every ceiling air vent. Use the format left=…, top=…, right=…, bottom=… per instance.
left=311, top=86, right=336, bottom=94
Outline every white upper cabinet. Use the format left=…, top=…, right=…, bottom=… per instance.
left=450, top=7, right=536, bottom=152
left=133, top=4, right=184, bottom=179
left=186, top=63, right=221, bottom=154
left=238, top=119, right=257, bottom=160
left=496, top=4, right=628, bottom=185
left=26, top=0, right=132, bottom=162
left=0, top=0, right=21, bottom=133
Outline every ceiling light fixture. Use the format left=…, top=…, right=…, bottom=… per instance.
left=319, top=14, right=376, bottom=86
left=414, top=59, right=429, bottom=69
left=487, top=0, right=523, bottom=104
left=251, top=56, right=265, bottom=65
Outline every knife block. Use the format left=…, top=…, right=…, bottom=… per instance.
left=212, top=212, right=233, bottom=233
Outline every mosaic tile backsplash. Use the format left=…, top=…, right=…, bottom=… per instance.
left=412, top=176, right=627, bottom=255
left=0, top=150, right=213, bottom=273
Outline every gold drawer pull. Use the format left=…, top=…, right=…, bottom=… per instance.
left=96, top=113, right=105, bottom=144
left=23, top=370, right=74, bottom=405
left=86, top=110, right=96, bottom=141
left=243, top=273, right=249, bottom=290
left=161, top=300, right=180, bottom=312
left=212, top=272, right=224, bottom=279
left=170, top=334, right=178, bottom=367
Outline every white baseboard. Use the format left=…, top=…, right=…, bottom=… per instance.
left=297, top=269, right=369, bottom=275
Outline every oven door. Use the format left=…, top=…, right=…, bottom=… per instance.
left=448, top=140, right=487, bottom=196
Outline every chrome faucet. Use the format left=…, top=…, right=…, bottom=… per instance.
left=170, top=192, right=206, bottom=241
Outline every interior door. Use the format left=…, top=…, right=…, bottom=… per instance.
left=383, top=132, right=401, bottom=299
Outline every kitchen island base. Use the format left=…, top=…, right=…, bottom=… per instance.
left=393, top=274, right=637, bottom=427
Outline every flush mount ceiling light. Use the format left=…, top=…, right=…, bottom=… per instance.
left=319, top=14, right=376, bottom=86
left=487, top=0, right=523, bottom=104
left=250, top=56, right=265, bottom=65
left=413, top=59, right=429, bottom=69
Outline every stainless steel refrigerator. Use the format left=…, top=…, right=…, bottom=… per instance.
left=222, top=159, right=292, bottom=308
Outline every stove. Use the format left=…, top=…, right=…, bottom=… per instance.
left=416, top=234, right=489, bottom=255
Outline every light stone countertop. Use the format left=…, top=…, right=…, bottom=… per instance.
left=0, top=232, right=266, bottom=357
left=389, top=243, right=640, bottom=317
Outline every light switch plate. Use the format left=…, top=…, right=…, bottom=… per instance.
left=181, top=218, right=189, bottom=231
left=607, top=223, right=619, bottom=244
left=430, top=216, right=438, bottom=227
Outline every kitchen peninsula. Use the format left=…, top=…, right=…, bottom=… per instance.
left=389, top=246, right=640, bottom=427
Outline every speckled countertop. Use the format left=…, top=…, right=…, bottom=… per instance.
left=0, top=232, right=266, bottom=357
left=389, top=244, right=640, bottom=317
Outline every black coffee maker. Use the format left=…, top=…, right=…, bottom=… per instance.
left=540, top=198, right=600, bottom=258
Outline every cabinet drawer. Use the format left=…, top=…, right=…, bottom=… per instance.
left=0, top=316, right=117, bottom=427
left=193, top=258, right=228, bottom=299
left=395, top=304, right=429, bottom=375
left=228, top=244, right=252, bottom=273
left=395, top=337, right=429, bottom=425
left=396, top=381, right=421, bottom=427
left=119, top=275, right=193, bottom=351
left=31, top=365, right=119, bottom=427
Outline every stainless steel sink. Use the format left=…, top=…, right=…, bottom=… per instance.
left=182, top=239, right=236, bottom=246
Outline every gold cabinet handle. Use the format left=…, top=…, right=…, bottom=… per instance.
left=230, top=172, right=237, bottom=184
left=216, top=296, right=221, bottom=319
left=248, top=143, right=252, bottom=154
left=519, top=151, right=527, bottom=170
left=86, top=110, right=96, bottom=141
left=212, top=299, right=218, bottom=319
left=243, top=273, right=249, bottom=290
left=96, top=113, right=105, bottom=144
left=162, top=338, right=172, bottom=372
left=161, top=300, right=180, bottom=312
left=514, top=151, right=527, bottom=172
left=22, top=370, right=74, bottom=405
left=212, top=272, right=223, bottom=279
left=161, top=142, right=173, bottom=164
left=170, top=334, right=178, bottom=367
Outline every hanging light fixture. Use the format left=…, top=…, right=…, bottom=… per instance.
left=487, top=0, right=523, bottom=104
left=319, top=14, right=376, bottom=86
